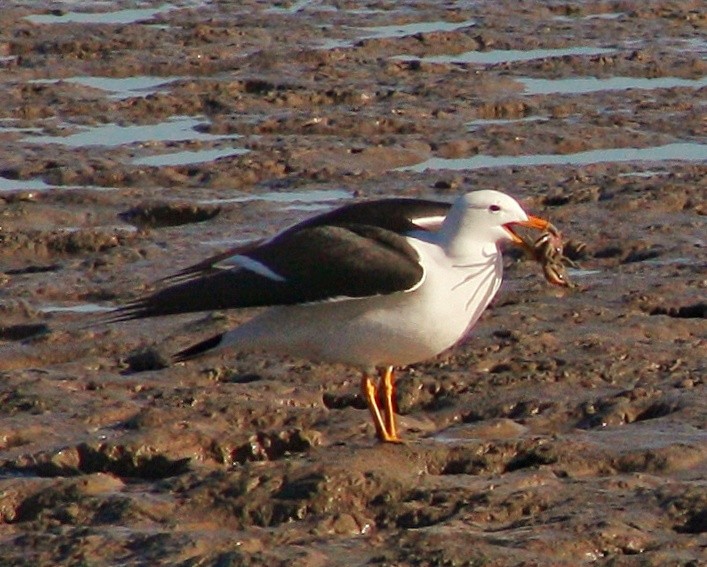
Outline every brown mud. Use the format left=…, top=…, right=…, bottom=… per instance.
left=0, top=1, right=705, bottom=565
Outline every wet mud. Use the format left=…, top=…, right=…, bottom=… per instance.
left=0, top=1, right=705, bottom=565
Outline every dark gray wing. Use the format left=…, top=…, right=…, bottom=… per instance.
left=162, top=198, right=451, bottom=283
left=109, top=223, right=424, bottom=322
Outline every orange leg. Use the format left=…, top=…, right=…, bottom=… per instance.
left=361, top=373, right=388, bottom=441
left=361, top=372, right=400, bottom=443
left=377, top=366, right=400, bottom=442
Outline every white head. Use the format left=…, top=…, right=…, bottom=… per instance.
left=440, top=190, right=546, bottom=256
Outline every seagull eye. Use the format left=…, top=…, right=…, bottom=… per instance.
left=489, top=204, right=501, bottom=213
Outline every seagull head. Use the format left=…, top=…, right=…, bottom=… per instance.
left=441, top=190, right=550, bottom=255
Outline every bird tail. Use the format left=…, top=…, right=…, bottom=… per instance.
left=173, top=333, right=225, bottom=363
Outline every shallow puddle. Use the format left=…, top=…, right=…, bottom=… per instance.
left=282, top=202, right=344, bottom=212
left=196, top=188, right=352, bottom=206
left=29, top=75, right=186, bottom=100
left=132, top=147, right=250, bottom=167
left=419, top=46, right=614, bottom=65
left=37, top=303, right=115, bottom=314
left=0, top=176, right=54, bottom=191
left=265, top=0, right=316, bottom=14
left=319, top=18, right=476, bottom=49
left=553, top=12, right=625, bottom=22
left=466, top=116, right=547, bottom=129
left=357, top=19, right=476, bottom=40
left=23, top=116, right=241, bottom=148
left=566, top=267, right=603, bottom=278
left=25, top=4, right=177, bottom=25
left=0, top=122, right=43, bottom=135
left=520, top=75, right=707, bottom=95
left=402, top=142, right=707, bottom=172
left=679, top=37, right=707, bottom=54
left=617, top=169, right=669, bottom=178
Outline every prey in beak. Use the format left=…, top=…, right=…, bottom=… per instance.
left=504, top=215, right=575, bottom=288
left=503, top=215, right=551, bottom=254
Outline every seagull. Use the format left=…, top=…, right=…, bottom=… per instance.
left=109, top=190, right=551, bottom=442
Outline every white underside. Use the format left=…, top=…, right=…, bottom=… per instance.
left=218, top=238, right=503, bottom=371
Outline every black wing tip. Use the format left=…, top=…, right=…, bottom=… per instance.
left=97, top=302, right=154, bottom=325
left=157, top=268, right=201, bottom=284
left=172, top=333, right=225, bottom=363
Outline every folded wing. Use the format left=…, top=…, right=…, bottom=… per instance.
left=162, top=198, right=451, bottom=283
left=109, top=223, right=425, bottom=322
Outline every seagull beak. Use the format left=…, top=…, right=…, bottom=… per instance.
left=503, top=215, right=551, bottom=251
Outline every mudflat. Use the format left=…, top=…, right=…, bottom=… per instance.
left=0, top=1, right=705, bottom=565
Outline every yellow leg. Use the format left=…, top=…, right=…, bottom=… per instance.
left=378, top=366, right=400, bottom=442
left=361, top=373, right=399, bottom=443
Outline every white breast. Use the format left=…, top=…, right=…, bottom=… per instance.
left=220, top=239, right=503, bottom=370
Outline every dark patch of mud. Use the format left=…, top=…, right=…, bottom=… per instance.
left=118, top=203, right=221, bottom=229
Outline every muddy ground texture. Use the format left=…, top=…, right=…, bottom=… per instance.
left=0, top=1, right=705, bottom=565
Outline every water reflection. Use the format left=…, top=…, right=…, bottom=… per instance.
left=319, top=19, right=476, bottom=49
left=29, top=75, right=186, bottom=100
left=133, top=147, right=250, bottom=167
left=357, top=19, right=476, bottom=41
left=25, top=4, right=176, bottom=25
left=419, top=46, right=614, bottom=65
left=0, top=177, right=53, bottom=191
left=521, top=75, right=707, bottom=95
left=23, top=116, right=241, bottom=148
left=38, top=303, right=115, bottom=314
left=402, top=143, right=707, bottom=172
left=197, top=189, right=352, bottom=205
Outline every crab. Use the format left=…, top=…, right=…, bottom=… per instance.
left=526, top=223, right=580, bottom=288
